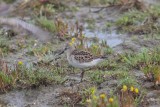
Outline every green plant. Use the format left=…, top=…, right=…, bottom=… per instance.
left=118, top=76, right=138, bottom=89
left=149, top=5, right=160, bottom=18
left=88, top=70, right=106, bottom=84
left=19, top=64, right=67, bottom=85
left=121, top=48, right=160, bottom=68
left=85, top=85, right=141, bottom=107
left=119, top=85, right=141, bottom=107
left=0, top=35, right=10, bottom=55
left=120, top=47, right=160, bottom=85
left=0, top=59, right=68, bottom=93
left=115, top=5, right=160, bottom=34
left=2, top=0, right=16, bottom=3
left=141, top=64, right=160, bottom=85
left=88, top=0, right=120, bottom=6
left=0, top=71, right=12, bottom=91
left=39, top=4, right=56, bottom=16
left=37, top=16, right=56, bottom=33
left=27, top=43, right=54, bottom=57
left=116, top=9, right=147, bottom=26
left=85, top=18, right=96, bottom=30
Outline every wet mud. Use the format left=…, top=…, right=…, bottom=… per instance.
left=0, top=0, right=160, bottom=107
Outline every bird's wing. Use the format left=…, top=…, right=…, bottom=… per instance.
left=71, top=50, right=94, bottom=63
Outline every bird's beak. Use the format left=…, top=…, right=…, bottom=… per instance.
left=64, top=47, right=68, bottom=51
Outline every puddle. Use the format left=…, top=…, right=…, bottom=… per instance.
left=142, top=0, right=160, bottom=5
left=0, top=0, right=159, bottom=107
left=84, top=30, right=123, bottom=48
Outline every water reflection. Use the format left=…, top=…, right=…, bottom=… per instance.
left=84, top=30, right=123, bottom=48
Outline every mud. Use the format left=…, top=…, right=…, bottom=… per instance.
left=0, top=0, right=160, bottom=107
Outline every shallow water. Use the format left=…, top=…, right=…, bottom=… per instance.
left=0, top=0, right=160, bottom=107
left=84, top=30, right=123, bottom=48
left=143, top=0, right=160, bottom=5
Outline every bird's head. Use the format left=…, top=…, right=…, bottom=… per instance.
left=56, top=38, right=77, bottom=56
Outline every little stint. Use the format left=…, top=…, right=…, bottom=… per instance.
left=64, top=41, right=107, bottom=82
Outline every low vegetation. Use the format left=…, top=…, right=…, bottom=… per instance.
left=0, top=0, right=160, bottom=107
left=36, top=16, right=56, bottom=33
left=0, top=30, right=11, bottom=55
left=0, top=60, right=68, bottom=92
left=85, top=85, right=141, bottom=107
left=115, top=5, right=160, bottom=34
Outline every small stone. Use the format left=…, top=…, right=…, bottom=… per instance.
left=143, top=82, right=154, bottom=88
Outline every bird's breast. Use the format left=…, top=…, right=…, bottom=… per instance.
left=67, top=55, right=103, bottom=68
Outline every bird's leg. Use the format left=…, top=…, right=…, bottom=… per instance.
left=72, top=67, right=75, bottom=74
left=80, top=69, right=85, bottom=82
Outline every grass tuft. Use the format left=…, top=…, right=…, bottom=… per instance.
left=37, top=16, right=56, bottom=33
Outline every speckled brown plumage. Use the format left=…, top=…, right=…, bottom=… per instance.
left=65, top=45, right=107, bottom=82
left=71, top=50, right=105, bottom=63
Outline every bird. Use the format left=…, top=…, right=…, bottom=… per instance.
left=63, top=40, right=107, bottom=82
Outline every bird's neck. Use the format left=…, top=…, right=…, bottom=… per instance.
left=66, top=47, right=74, bottom=60
left=66, top=49, right=71, bottom=58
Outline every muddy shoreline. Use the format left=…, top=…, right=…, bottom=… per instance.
left=0, top=0, right=160, bottom=107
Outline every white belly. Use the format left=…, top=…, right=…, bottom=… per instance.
left=67, top=56, right=104, bottom=69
